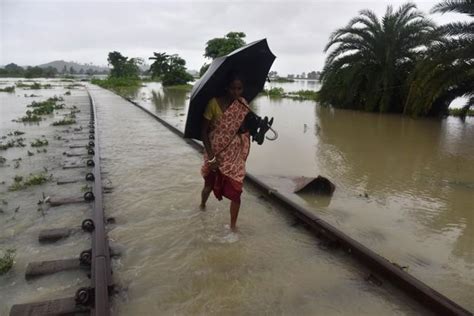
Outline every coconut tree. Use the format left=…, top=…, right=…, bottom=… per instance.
left=319, top=3, right=437, bottom=113
left=404, top=0, right=473, bottom=116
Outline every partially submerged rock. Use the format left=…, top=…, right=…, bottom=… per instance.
left=292, top=176, right=336, bottom=195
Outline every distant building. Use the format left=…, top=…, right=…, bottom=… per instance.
left=307, top=71, right=319, bottom=80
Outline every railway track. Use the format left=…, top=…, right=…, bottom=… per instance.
left=121, top=94, right=472, bottom=316
left=10, top=88, right=113, bottom=316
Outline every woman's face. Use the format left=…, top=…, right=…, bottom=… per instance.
left=227, top=79, right=244, bottom=99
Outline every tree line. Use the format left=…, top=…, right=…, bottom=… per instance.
left=318, top=0, right=473, bottom=117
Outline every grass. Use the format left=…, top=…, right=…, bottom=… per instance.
left=0, top=86, right=15, bottom=93
left=0, top=249, right=15, bottom=275
left=30, top=138, right=48, bottom=147
left=64, top=91, right=71, bottom=95
left=8, top=172, right=51, bottom=191
left=0, top=156, right=6, bottom=165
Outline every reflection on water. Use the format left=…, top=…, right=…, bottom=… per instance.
left=128, top=80, right=474, bottom=311
left=91, top=85, right=428, bottom=315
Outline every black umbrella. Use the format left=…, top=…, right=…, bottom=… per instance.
left=184, top=38, right=276, bottom=141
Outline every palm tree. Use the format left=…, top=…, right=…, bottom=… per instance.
left=319, top=3, right=437, bottom=113
left=149, top=52, right=170, bottom=80
left=404, top=0, right=473, bottom=116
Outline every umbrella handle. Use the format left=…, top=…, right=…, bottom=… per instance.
left=266, top=126, right=278, bottom=141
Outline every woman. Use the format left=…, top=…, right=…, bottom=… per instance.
left=200, top=72, right=251, bottom=232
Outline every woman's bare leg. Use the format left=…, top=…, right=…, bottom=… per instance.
left=200, top=186, right=212, bottom=209
left=230, top=201, right=240, bottom=231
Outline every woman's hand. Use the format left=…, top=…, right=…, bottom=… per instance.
left=208, top=156, right=219, bottom=171
left=210, top=159, right=219, bottom=171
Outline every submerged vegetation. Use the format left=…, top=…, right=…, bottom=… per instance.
left=91, top=77, right=141, bottom=89
left=52, top=117, right=76, bottom=126
left=287, top=90, right=319, bottom=101
left=271, top=77, right=295, bottom=83
left=8, top=172, right=51, bottom=191
left=0, top=86, right=15, bottom=93
left=16, top=81, right=52, bottom=89
left=261, top=87, right=319, bottom=101
left=0, top=249, right=15, bottom=275
left=264, top=87, right=285, bottom=97
left=319, top=1, right=473, bottom=117
left=0, top=137, right=26, bottom=151
left=28, top=97, right=65, bottom=115
left=14, top=97, right=65, bottom=122
left=15, top=111, right=42, bottom=123
left=30, top=138, right=49, bottom=147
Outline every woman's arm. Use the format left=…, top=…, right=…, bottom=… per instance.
left=201, top=118, right=214, bottom=159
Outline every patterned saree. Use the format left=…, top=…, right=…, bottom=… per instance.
left=201, top=97, right=251, bottom=203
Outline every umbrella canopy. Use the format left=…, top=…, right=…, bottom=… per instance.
left=184, top=38, right=276, bottom=140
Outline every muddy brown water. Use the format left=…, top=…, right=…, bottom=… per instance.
left=0, top=78, right=472, bottom=315
left=115, top=80, right=474, bottom=313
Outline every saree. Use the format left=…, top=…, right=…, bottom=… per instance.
left=201, top=97, right=251, bottom=203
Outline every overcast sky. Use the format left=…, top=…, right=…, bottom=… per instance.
left=0, top=0, right=467, bottom=75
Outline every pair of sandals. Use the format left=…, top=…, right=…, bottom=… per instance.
left=239, top=112, right=275, bottom=145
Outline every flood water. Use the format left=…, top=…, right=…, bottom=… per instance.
left=0, top=78, right=472, bottom=315
left=0, top=79, right=95, bottom=314
left=120, top=80, right=474, bottom=312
